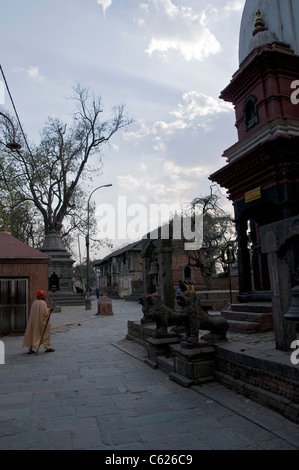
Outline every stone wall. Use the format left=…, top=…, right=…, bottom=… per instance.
left=215, top=347, right=299, bottom=424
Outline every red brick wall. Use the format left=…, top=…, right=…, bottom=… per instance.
left=172, top=252, right=205, bottom=286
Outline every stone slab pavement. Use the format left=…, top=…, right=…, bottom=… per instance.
left=0, top=298, right=299, bottom=452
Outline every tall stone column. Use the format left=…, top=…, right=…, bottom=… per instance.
left=142, top=253, right=155, bottom=296
left=260, top=218, right=298, bottom=351
left=155, top=244, right=174, bottom=309
left=141, top=238, right=174, bottom=309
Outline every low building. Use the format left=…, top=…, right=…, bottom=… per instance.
left=0, top=230, right=50, bottom=334
left=94, top=238, right=206, bottom=300
left=94, top=241, right=143, bottom=298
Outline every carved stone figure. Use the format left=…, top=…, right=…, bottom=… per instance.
left=139, top=292, right=228, bottom=345
left=139, top=294, right=180, bottom=334
left=177, top=292, right=228, bottom=343
left=176, top=293, right=201, bottom=345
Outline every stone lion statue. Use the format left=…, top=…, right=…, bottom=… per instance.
left=139, top=292, right=228, bottom=345
left=176, top=293, right=201, bottom=345
left=139, top=294, right=180, bottom=334
left=176, top=292, right=228, bottom=343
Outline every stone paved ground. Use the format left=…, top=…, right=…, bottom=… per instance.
left=0, top=298, right=298, bottom=451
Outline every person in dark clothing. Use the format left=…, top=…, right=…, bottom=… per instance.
left=178, top=280, right=188, bottom=293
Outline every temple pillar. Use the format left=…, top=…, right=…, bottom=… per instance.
left=236, top=219, right=252, bottom=296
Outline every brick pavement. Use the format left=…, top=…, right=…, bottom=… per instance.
left=0, top=298, right=298, bottom=451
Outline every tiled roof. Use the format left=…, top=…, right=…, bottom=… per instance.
left=0, top=231, right=50, bottom=260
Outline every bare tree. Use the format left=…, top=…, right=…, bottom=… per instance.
left=0, top=85, right=133, bottom=244
left=186, top=189, right=236, bottom=289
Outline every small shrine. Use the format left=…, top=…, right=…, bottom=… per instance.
left=0, top=230, right=49, bottom=333
left=40, top=231, right=84, bottom=306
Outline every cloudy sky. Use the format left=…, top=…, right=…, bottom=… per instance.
left=0, top=0, right=246, bottom=259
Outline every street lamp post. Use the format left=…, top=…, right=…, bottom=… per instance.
left=85, top=184, right=112, bottom=310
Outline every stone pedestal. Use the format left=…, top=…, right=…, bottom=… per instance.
left=146, top=334, right=180, bottom=369
left=41, top=231, right=75, bottom=291
left=169, top=341, right=216, bottom=386
left=97, top=296, right=113, bottom=315
left=127, top=320, right=156, bottom=347
left=40, top=231, right=84, bottom=306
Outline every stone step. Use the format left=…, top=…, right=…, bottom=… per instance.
left=49, top=293, right=86, bottom=307
left=222, top=308, right=273, bottom=323
left=124, top=292, right=143, bottom=302
left=238, top=291, right=272, bottom=302
left=221, top=302, right=273, bottom=333
left=197, top=291, right=239, bottom=311
left=226, top=319, right=265, bottom=333
left=197, top=290, right=239, bottom=300
left=200, top=299, right=232, bottom=311
left=51, top=300, right=86, bottom=307
left=229, top=302, right=273, bottom=313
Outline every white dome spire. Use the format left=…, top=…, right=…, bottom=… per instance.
left=239, top=0, right=299, bottom=64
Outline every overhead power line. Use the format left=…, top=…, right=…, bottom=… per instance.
left=0, top=64, right=34, bottom=156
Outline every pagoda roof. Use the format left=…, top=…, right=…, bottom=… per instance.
left=0, top=231, right=50, bottom=260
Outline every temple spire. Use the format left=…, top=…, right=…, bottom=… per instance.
left=239, top=0, right=299, bottom=63
left=254, top=10, right=265, bottom=29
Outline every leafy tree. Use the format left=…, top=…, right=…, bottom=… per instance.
left=0, top=85, right=133, bottom=249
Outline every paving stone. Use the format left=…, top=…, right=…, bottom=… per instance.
left=0, top=299, right=298, bottom=450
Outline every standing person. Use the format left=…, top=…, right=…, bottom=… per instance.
left=23, top=290, right=55, bottom=354
left=95, top=288, right=100, bottom=299
left=183, top=280, right=189, bottom=291
left=188, top=281, right=195, bottom=292
left=178, top=280, right=188, bottom=293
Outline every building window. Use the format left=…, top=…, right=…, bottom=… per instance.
left=244, top=95, right=259, bottom=131
left=184, top=266, right=192, bottom=281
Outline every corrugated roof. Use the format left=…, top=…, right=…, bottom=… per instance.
left=0, top=231, right=50, bottom=260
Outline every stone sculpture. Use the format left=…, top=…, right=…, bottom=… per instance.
left=139, top=292, right=228, bottom=345
left=177, top=292, right=228, bottom=343
left=139, top=294, right=179, bottom=334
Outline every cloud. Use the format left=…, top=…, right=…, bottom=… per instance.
left=97, top=0, right=113, bottom=15
left=125, top=90, right=232, bottom=150
left=202, top=0, right=245, bottom=25
left=171, top=91, right=232, bottom=122
left=136, top=0, right=221, bottom=61
left=115, top=158, right=212, bottom=215
left=13, top=65, right=43, bottom=82
left=224, top=0, right=245, bottom=12
left=140, top=162, right=147, bottom=171
left=116, top=174, right=171, bottom=203
left=163, top=160, right=209, bottom=180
